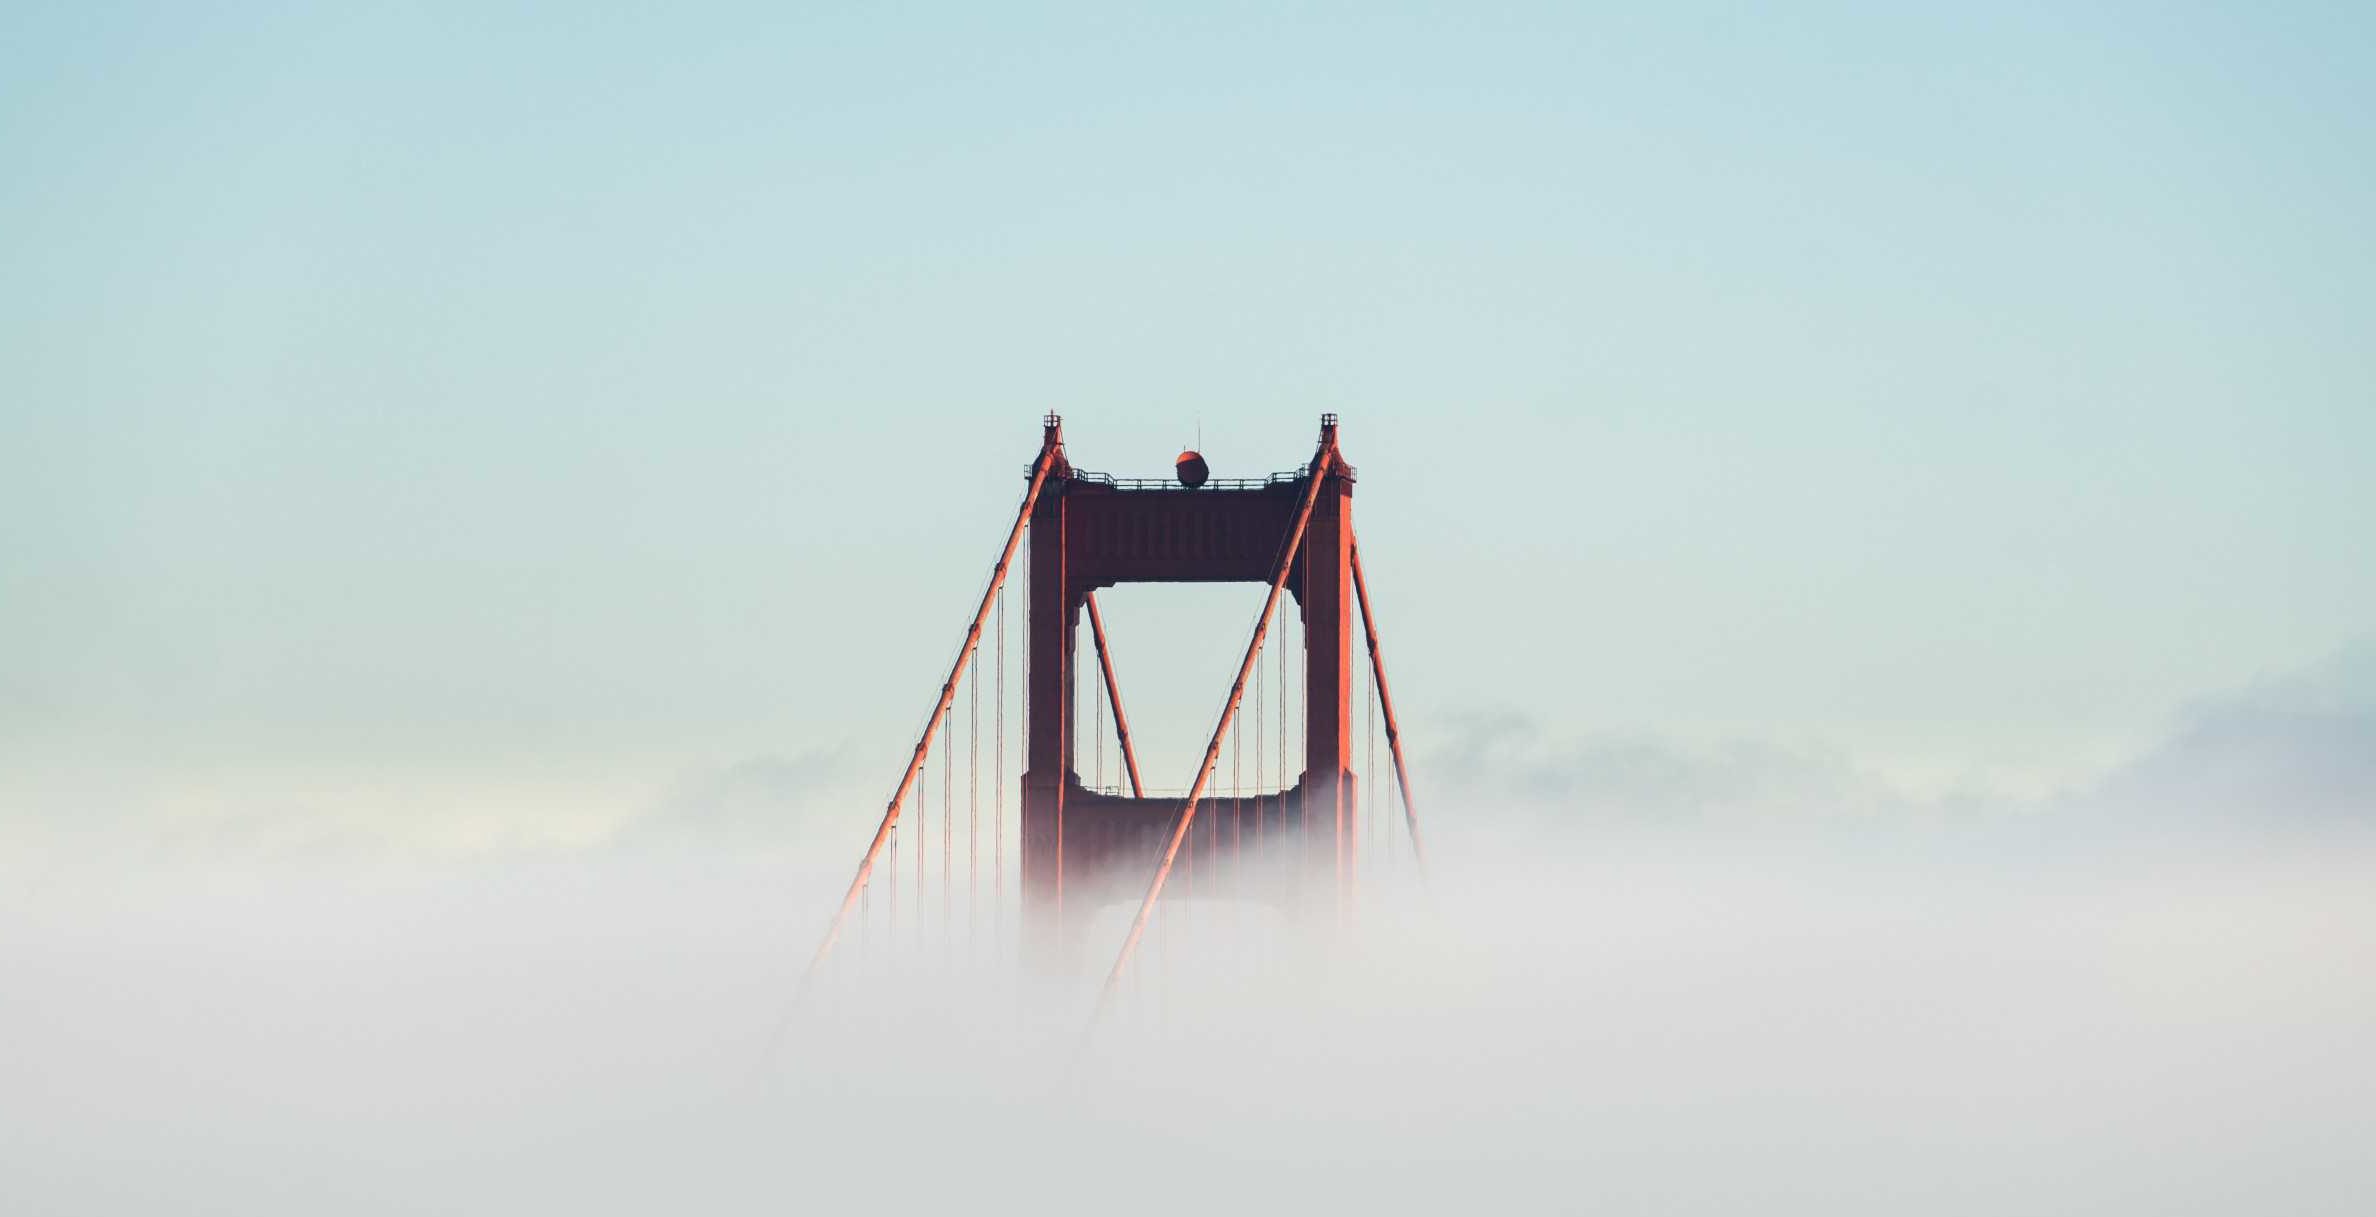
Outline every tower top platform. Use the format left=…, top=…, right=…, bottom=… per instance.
left=1031, top=413, right=1357, bottom=491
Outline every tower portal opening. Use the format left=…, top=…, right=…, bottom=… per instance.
left=1071, top=583, right=1305, bottom=797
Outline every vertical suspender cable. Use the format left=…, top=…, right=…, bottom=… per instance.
left=1277, top=600, right=1288, bottom=849
left=1231, top=703, right=1241, bottom=865
left=1254, top=637, right=1265, bottom=838
left=1055, top=557, right=1067, bottom=941
left=1018, top=536, right=1031, bottom=939
left=942, top=701, right=953, bottom=943
left=916, top=728, right=926, bottom=925
left=969, top=650, right=979, bottom=938
left=1299, top=521, right=1311, bottom=878
left=917, top=720, right=927, bottom=925
left=993, top=587, right=1002, bottom=912
left=797, top=445, right=1057, bottom=992
left=1366, top=648, right=1378, bottom=868
left=995, top=588, right=1005, bottom=912
left=1093, top=647, right=1105, bottom=794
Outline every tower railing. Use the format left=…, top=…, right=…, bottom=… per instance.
left=1054, top=461, right=1356, bottom=491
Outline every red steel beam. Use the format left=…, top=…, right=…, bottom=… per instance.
left=1083, top=591, right=1144, bottom=798
left=798, top=438, right=1061, bottom=992
left=1092, top=448, right=1336, bottom=1018
left=1351, top=537, right=1427, bottom=873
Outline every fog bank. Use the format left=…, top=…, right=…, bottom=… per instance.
left=4, top=813, right=2369, bottom=1215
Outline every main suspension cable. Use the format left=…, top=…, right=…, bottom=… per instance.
left=796, top=441, right=1057, bottom=992
left=1351, top=537, right=1427, bottom=874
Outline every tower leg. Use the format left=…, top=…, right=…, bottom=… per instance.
left=1301, top=465, right=1358, bottom=898
left=1020, top=472, right=1072, bottom=971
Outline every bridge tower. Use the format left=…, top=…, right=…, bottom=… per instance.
left=795, top=412, right=1421, bottom=999
left=1021, top=414, right=1359, bottom=955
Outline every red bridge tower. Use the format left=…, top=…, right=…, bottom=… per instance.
left=1022, top=414, right=1358, bottom=951
left=797, top=413, right=1421, bottom=999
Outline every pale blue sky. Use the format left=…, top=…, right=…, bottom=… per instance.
left=4, top=3, right=2370, bottom=851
